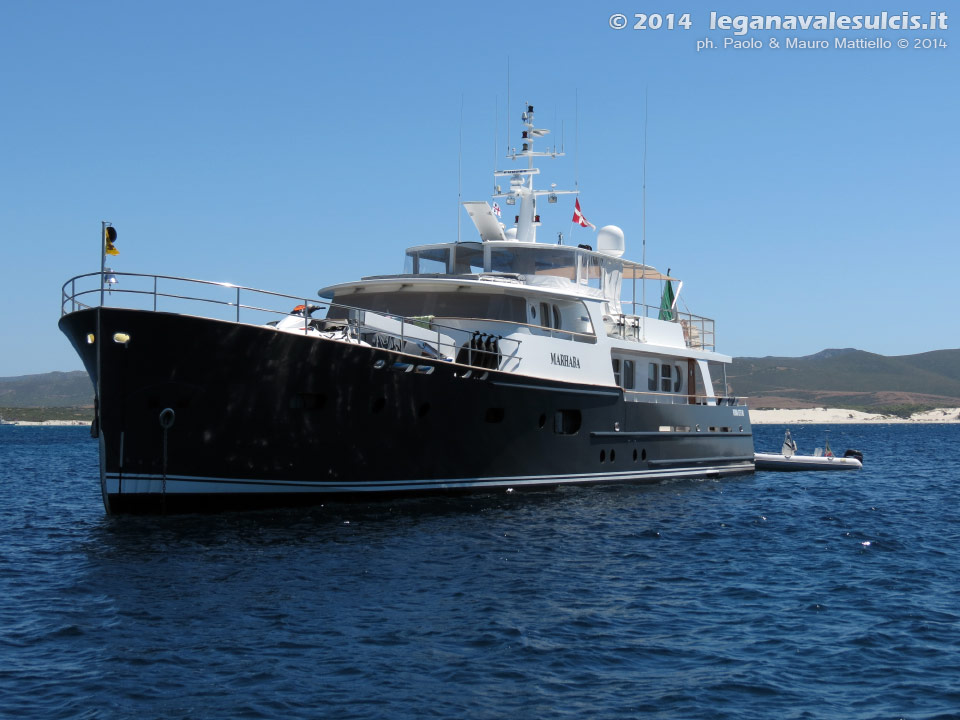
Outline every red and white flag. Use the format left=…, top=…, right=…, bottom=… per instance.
left=572, top=198, right=595, bottom=229
left=492, top=201, right=501, bottom=218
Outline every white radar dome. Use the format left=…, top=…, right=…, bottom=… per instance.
left=504, top=227, right=519, bottom=240
left=597, top=225, right=625, bottom=257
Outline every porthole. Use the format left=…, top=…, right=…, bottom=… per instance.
left=641, top=449, right=647, bottom=461
left=600, top=450, right=606, bottom=463
left=537, top=413, right=546, bottom=429
left=632, top=449, right=638, bottom=462
left=610, top=449, right=616, bottom=462
left=373, top=359, right=386, bottom=369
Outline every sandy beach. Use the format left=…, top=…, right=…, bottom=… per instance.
left=749, top=407, right=960, bottom=425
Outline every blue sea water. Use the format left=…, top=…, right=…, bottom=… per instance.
left=1, top=425, right=959, bottom=719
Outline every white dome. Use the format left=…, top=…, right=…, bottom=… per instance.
left=597, top=225, right=625, bottom=257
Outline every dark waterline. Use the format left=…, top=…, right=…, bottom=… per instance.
left=1, top=425, right=959, bottom=719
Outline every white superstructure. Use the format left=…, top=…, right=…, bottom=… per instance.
left=320, top=103, right=732, bottom=407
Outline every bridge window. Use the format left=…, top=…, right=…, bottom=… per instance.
left=452, top=243, right=485, bottom=274
left=648, top=362, right=658, bottom=391
left=404, top=247, right=451, bottom=274
left=489, top=247, right=576, bottom=280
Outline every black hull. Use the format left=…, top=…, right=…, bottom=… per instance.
left=60, top=308, right=755, bottom=514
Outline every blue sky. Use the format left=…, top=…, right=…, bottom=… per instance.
left=1, top=1, right=957, bottom=377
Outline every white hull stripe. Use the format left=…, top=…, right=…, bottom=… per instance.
left=104, top=463, right=753, bottom=495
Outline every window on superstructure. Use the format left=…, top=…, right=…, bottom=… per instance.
left=580, top=255, right=602, bottom=290
left=623, top=360, right=635, bottom=390
left=452, top=243, right=485, bottom=274
left=660, top=364, right=672, bottom=393
left=674, top=365, right=683, bottom=392
left=327, top=291, right=526, bottom=323
left=648, top=363, right=659, bottom=392
left=489, top=248, right=576, bottom=280
left=405, top=247, right=451, bottom=275
left=612, top=359, right=621, bottom=386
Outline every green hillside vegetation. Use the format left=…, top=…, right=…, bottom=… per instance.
left=0, top=407, right=93, bottom=422
left=0, top=371, right=93, bottom=407
left=729, top=348, right=960, bottom=411
left=0, top=371, right=93, bottom=422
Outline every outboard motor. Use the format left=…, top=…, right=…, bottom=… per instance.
left=843, top=449, right=864, bottom=464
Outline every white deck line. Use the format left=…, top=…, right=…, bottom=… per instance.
left=105, top=463, right=754, bottom=495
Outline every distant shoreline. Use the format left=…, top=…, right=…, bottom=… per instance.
left=1, top=420, right=90, bottom=427
left=750, top=407, right=960, bottom=425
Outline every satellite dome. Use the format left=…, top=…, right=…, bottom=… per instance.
left=597, top=225, right=625, bottom=257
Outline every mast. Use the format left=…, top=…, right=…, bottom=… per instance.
left=492, top=103, right=575, bottom=243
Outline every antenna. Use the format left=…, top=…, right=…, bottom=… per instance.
left=457, top=93, right=463, bottom=243
left=554, top=104, right=558, bottom=154
left=569, top=88, right=580, bottom=240
left=641, top=87, right=649, bottom=335
left=574, top=88, right=580, bottom=189
left=493, top=95, right=499, bottom=184
left=506, top=57, right=510, bottom=157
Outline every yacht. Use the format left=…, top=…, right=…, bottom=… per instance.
left=59, top=103, right=754, bottom=513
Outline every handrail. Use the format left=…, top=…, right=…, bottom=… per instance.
left=623, top=388, right=747, bottom=405
left=428, top=316, right=597, bottom=343
left=612, top=305, right=717, bottom=352
left=61, top=271, right=523, bottom=369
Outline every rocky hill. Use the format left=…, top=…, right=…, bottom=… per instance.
left=0, top=371, right=93, bottom=408
left=728, top=348, right=960, bottom=411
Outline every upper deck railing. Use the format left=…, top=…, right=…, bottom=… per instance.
left=612, top=302, right=716, bottom=351
left=60, top=271, right=522, bottom=369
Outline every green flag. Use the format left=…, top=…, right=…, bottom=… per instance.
left=658, top=280, right=675, bottom=321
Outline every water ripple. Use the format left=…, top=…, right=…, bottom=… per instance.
left=1, top=425, right=960, bottom=718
